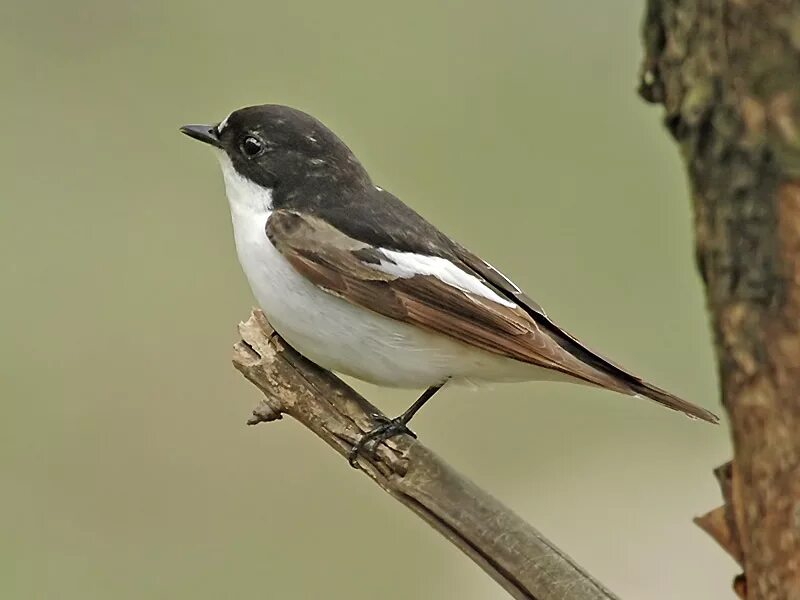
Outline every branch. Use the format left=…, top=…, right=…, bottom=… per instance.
left=232, top=310, right=618, bottom=600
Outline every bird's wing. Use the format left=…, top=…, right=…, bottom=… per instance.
left=266, top=209, right=719, bottom=424
left=268, top=210, right=636, bottom=391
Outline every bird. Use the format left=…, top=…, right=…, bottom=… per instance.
left=180, top=104, right=718, bottom=465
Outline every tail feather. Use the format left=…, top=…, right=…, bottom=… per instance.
left=627, top=380, right=719, bottom=424
left=523, top=311, right=720, bottom=424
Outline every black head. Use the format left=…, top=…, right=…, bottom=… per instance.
left=181, top=104, right=372, bottom=203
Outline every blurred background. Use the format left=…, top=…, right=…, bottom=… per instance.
left=1, top=1, right=734, bottom=598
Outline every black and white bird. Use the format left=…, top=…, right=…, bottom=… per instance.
left=180, top=104, right=718, bottom=463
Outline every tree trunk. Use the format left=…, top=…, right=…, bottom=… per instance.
left=640, top=1, right=800, bottom=597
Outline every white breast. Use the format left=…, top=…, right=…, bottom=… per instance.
left=216, top=153, right=560, bottom=387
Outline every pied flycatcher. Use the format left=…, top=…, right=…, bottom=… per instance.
left=180, top=104, right=718, bottom=464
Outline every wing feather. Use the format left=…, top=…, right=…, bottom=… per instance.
left=265, top=193, right=719, bottom=423
left=266, top=209, right=630, bottom=390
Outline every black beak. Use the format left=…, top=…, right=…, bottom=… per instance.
left=180, top=124, right=221, bottom=148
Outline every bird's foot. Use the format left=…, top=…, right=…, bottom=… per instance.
left=348, top=415, right=417, bottom=467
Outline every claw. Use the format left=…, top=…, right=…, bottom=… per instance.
left=348, top=417, right=416, bottom=467
left=347, top=383, right=443, bottom=468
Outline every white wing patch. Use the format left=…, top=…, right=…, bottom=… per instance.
left=480, top=258, right=547, bottom=315
left=375, top=249, right=517, bottom=308
left=482, top=260, right=521, bottom=293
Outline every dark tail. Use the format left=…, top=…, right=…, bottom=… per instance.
left=458, top=249, right=720, bottom=423
left=523, top=305, right=720, bottom=424
left=627, top=380, right=719, bottom=424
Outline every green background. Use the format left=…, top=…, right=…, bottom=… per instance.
left=2, top=1, right=733, bottom=598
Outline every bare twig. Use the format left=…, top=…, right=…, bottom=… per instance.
left=232, top=310, right=618, bottom=600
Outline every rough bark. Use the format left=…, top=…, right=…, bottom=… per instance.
left=640, top=1, right=800, bottom=597
left=232, top=310, right=618, bottom=600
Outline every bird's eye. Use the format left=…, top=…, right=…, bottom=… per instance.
left=241, top=136, right=264, bottom=157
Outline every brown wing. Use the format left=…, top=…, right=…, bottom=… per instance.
left=266, top=209, right=719, bottom=423
left=266, top=209, right=636, bottom=392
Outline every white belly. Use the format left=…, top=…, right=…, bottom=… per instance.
left=229, top=208, right=556, bottom=387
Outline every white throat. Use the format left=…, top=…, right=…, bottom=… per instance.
left=215, top=151, right=273, bottom=216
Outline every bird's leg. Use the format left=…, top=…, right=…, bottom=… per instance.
left=348, top=383, right=445, bottom=467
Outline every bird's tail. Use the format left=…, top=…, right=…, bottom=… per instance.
left=483, top=278, right=722, bottom=424
left=537, top=320, right=720, bottom=424
left=626, top=379, right=719, bottom=424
